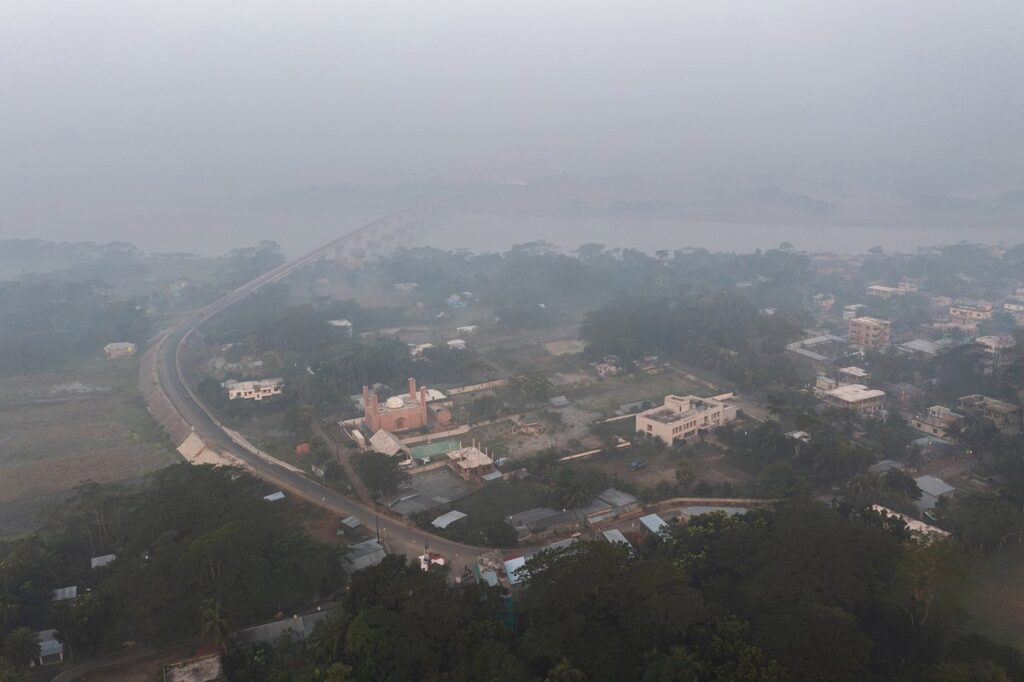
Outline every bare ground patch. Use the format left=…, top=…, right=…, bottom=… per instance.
left=0, top=361, right=178, bottom=534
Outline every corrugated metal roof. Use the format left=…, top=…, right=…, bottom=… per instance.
left=52, top=586, right=77, bottom=601
left=90, top=554, right=116, bottom=569
left=504, top=556, right=528, bottom=585
left=914, top=475, right=955, bottom=498
left=602, top=529, right=631, bottom=546
left=431, top=510, right=468, bottom=529
left=639, top=514, right=668, bottom=534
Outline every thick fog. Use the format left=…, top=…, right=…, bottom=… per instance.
left=1, top=1, right=1022, bottom=254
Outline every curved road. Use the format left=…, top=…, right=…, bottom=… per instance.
left=152, top=208, right=499, bottom=564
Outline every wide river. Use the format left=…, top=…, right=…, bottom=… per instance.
left=418, top=213, right=1024, bottom=255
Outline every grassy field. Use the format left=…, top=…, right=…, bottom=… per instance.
left=0, top=358, right=179, bottom=536
left=964, top=546, right=1024, bottom=649
left=567, top=370, right=715, bottom=414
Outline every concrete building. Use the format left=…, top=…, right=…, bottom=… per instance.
left=911, top=405, right=963, bottom=439
left=958, top=394, right=1020, bottom=431
left=225, top=378, right=283, bottom=401
left=635, top=394, right=736, bottom=444
left=842, top=304, right=866, bottom=320
left=898, top=279, right=922, bottom=293
left=866, top=285, right=905, bottom=299
left=36, top=630, right=64, bottom=666
left=849, top=316, right=891, bottom=348
left=326, top=319, right=353, bottom=337
left=362, top=378, right=451, bottom=433
left=950, top=302, right=993, bottom=324
left=819, top=383, right=886, bottom=415
left=1003, top=298, right=1024, bottom=314
left=813, top=293, right=835, bottom=310
left=838, top=366, right=870, bottom=383
left=103, top=342, right=137, bottom=359
left=976, top=335, right=1016, bottom=355
left=446, top=446, right=495, bottom=482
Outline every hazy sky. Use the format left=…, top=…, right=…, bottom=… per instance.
left=1, top=1, right=1022, bottom=250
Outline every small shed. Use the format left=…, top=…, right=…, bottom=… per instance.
left=503, top=556, right=528, bottom=585
left=431, top=510, right=468, bottom=529
left=914, top=475, right=956, bottom=511
left=602, top=529, right=632, bottom=547
left=639, top=514, right=668, bottom=534
left=90, top=554, right=116, bottom=570
left=37, top=629, right=64, bottom=665
left=52, top=586, right=77, bottom=602
left=343, top=539, right=386, bottom=573
left=340, top=515, right=362, bottom=529
left=370, top=429, right=407, bottom=457
left=549, top=395, right=570, bottom=409
left=263, top=491, right=285, bottom=502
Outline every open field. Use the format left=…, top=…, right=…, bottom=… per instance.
left=0, top=359, right=179, bottom=536
left=964, top=546, right=1024, bottom=649
left=570, top=436, right=752, bottom=491
left=567, top=369, right=716, bottom=414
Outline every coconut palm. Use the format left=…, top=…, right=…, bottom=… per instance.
left=1, top=627, right=40, bottom=669
left=545, top=658, right=587, bottom=682
left=199, top=599, right=231, bottom=652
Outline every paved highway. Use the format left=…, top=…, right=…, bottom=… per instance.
left=151, top=208, right=498, bottom=565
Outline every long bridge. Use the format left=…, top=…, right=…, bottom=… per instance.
left=139, top=204, right=490, bottom=560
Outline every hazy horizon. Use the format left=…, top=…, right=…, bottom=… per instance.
left=2, top=1, right=1023, bottom=250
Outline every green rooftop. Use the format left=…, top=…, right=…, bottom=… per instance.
left=408, top=439, right=460, bottom=462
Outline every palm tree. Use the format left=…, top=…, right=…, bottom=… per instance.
left=545, top=658, right=587, bottom=682
left=199, top=600, right=231, bottom=652
left=555, top=471, right=591, bottom=510
left=1, top=627, right=40, bottom=669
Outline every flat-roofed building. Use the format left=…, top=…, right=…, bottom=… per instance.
left=866, top=285, right=905, bottom=299
left=446, top=446, right=495, bottom=482
left=635, top=394, right=736, bottom=444
left=958, top=394, right=1020, bottom=431
left=950, top=302, right=993, bottom=323
left=839, top=366, right=871, bottom=383
left=819, top=384, right=886, bottom=415
left=911, top=405, right=963, bottom=439
left=898, top=279, right=922, bottom=293
left=103, top=342, right=137, bottom=359
left=226, top=378, right=284, bottom=401
left=842, top=304, right=867, bottom=320
left=849, top=316, right=891, bottom=348
left=976, top=335, right=1015, bottom=355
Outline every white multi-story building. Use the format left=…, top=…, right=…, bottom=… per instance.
left=636, top=394, right=736, bottom=443
left=818, top=383, right=886, bottom=415
left=950, top=302, right=993, bottom=323
left=866, top=285, right=905, bottom=299
left=226, top=378, right=284, bottom=401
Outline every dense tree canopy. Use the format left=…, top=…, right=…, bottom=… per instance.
left=0, top=466, right=343, bottom=660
